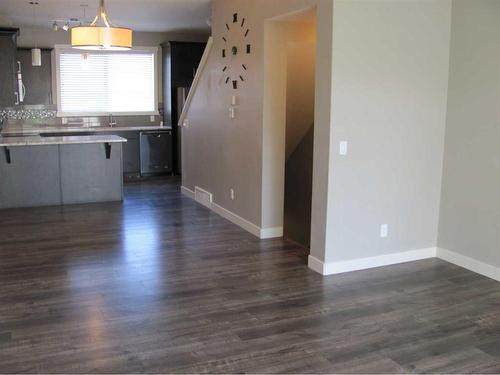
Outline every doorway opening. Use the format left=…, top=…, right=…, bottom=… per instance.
left=263, top=7, right=317, bottom=249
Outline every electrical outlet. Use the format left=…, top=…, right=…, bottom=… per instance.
left=230, top=188, right=235, bottom=200
left=380, top=224, right=388, bottom=238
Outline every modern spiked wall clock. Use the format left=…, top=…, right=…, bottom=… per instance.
left=221, top=13, right=251, bottom=90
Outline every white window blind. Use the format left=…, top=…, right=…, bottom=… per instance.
left=57, top=50, right=156, bottom=115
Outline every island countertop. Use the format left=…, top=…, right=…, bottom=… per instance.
left=0, top=123, right=170, bottom=137
left=0, top=134, right=127, bottom=147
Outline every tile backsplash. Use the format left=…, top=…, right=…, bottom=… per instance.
left=0, top=106, right=57, bottom=122
left=0, top=104, right=166, bottom=129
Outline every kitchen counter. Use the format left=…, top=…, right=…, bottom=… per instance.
left=0, top=134, right=126, bottom=147
left=0, top=123, right=169, bottom=137
left=0, top=134, right=126, bottom=209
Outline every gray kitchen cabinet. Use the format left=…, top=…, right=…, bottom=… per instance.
left=123, top=136, right=140, bottom=175
left=17, top=48, right=52, bottom=105
left=0, top=28, right=19, bottom=107
left=0, top=145, right=61, bottom=208
left=0, top=141, right=124, bottom=209
left=60, top=143, right=123, bottom=204
left=120, top=132, right=140, bottom=175
left=101, top=131, right=141, bottom=176
left=102, top=130, right=174, bottom=177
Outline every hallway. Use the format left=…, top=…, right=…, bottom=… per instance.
left=0, top=179, right=499, bottom=373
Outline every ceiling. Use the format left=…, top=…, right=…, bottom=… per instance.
left=0, top=0, right=212, bottom=33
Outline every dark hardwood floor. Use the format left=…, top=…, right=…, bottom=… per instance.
left=0, top=178, right=499, bottom=373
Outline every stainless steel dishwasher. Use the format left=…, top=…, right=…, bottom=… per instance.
left=140, top=130, right=173, bottom=176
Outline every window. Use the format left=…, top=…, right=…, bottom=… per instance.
left=54, top=46, right=158, bottom=116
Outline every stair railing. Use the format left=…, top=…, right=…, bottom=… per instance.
left=177, top=36, right=214, bottom=128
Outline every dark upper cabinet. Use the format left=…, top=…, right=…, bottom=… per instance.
left=17, top=49, right=53, bottom=105
left=162, top=41, right=206, bottom=127
left=164, top=41, right=206, bottom=89
left=162, top=41, right=206, bottom=175
left=0, top=28, right=19, bottom=107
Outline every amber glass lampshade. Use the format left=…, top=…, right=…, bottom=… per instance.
left=71, top=26, right=132, bottom=51
left=71, top=0, right=132, bottom=51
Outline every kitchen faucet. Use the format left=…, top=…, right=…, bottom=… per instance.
left=109, top=113, right=117, bottom=127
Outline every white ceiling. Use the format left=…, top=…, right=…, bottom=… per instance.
left=0, top=0, right=212, bottom=33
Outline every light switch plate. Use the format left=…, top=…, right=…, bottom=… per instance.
left=183, top=119, right=189, bottom=128
left=339, top=141, right=348, bottom=156
left=150, top=115, right=155, bottom=122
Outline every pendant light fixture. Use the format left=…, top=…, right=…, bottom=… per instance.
left=29, top=1, right=41, bottom=66
left=71, top=0, right=132, bottom=51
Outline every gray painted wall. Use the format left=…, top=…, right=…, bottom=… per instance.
left=182, top=0, right=334, bottom=242
left=182, top=0, right=454, bottom=269
left=438, top=0, right=500, bottom=268
left=326, top=0, right=452, bottom=263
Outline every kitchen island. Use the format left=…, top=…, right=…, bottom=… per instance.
left=0, top=134, right=127, bottom=209
left=0, top=122, right=173, bottom=178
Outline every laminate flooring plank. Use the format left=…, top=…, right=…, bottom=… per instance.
left=0, top=178, right=499, bottom=373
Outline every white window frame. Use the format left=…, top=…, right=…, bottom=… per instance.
left=53, top=45, right=160, bottom=117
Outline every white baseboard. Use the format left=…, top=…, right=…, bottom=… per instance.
left=181, top=194, right=500, bottom=281
left=308, top=254, right=327, bottom=275
left=181, top=186, right=282, bottom=240
left=260, top=226, right=284, bottom=239
left=308, top=247, right=437, bottom=276
left=309, top=246, right=500, bottom=282
left=437, top=247, right=500, bottom=282
left=181, top=186, right=195, bottom=199
left=211, top=202, right=262, bottom=238
left=181, top=191, right=500, bottom=281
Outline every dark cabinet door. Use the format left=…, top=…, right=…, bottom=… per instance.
left=162, top=41, right=206, bottom=175
left=140, top=131, right=173, bottom=175
left=169, top=42, right=206, bottom=88
left=17, top=49, right=52, bottom=105
left=101, top=131, right=141, bottom=176
left=162, top=41, right=206, bottom=127
left=0, top=29, right=19, bottom=107
left=122, top=135, right=141, bottom=175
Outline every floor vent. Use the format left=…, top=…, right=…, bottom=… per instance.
left=195, top=186, right=213, bottom=208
